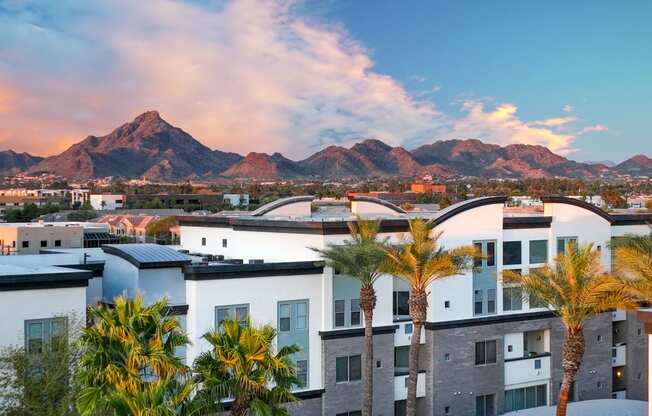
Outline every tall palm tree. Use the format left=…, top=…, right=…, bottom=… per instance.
left=193, top=319, right=300, bottom=416
left=504, top=242, right=635, bottom=416
left=311, top=218, right=386, bottom=416
left=76, top=295, right=192, bottom=416
left=612, top=230, right=652, bottom=299
left=382, top=219, right=475, bottom=416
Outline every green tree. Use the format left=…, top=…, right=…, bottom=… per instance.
left=147, top=216, right=179, bottom=244
left=311, top=219, right=386, bottom=416
left=613, top=230, right=652, bottom=300
left=504, top=243, right=634, bottom=416
left=76, top=296, right=193, bottom=416
left=0, top=316, right=81, bottom=416
left=193, top=319, right=300, bottom=416
left=382, top=219, right=475, bottom=416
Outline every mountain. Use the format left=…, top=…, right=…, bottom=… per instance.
left=0, top=150, right=43, bottom=175
left=613, top=155, right=652, bottom=176
left=410, top=139, right=601, bottom=179
left=28, top=111, right=242, bottom=180
left=5, top=111, right=647, bottom=180
left=221, top=152, right=304, bottom=179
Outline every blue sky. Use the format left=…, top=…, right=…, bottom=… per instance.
left=0, top=0, right=649, bottom=161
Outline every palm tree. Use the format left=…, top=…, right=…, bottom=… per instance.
left=311, top=218, right=386, bottom=416
left=504, top=242, right=635, bottom=416
left=76, top=295, right=192, bottom=416
left=193, top=319, right=300, bottom=416
left=612, top=230, right=652, bottom=299
left=382, top=219, right=475, bottom=416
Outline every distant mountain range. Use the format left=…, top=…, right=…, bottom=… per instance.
left=1, top=111, right=648, bottom=180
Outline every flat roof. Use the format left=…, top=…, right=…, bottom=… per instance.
left=0, top=264, right=92, bottom=291
left=102, top=244, right=192, bottom=269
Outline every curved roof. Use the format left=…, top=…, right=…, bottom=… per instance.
left=251, top=195, right=315, bottom=217
left=540, top=196, right=614, bottom=223
left=428, top=196, right=508, bottom=227
left=103, top=244, right=191, bottom=269
left=351, top=195, right=407, bottom=214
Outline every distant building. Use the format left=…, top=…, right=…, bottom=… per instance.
left=124, top=193, right=223, bottom=211
left=90, top=194, right=125, bottom=211
left=0, top=222, right=118, bottom=255
left=95, top=214, right=161, bottom=243
left=70, top=189, right=91, bottom=206
left=346, top=191, right=417, bottom=205
left=0, top=196, right=46, bottom=218
left=223, top=193, right=250, bottom=207
left=410, top=182, right=446, bottom=194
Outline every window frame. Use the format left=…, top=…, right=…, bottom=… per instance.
left=24, top=317, right=68, bottom=353
left=475, top=340, right=497, bottom=366
left=350, top=298, right=361, bottom=326
left=529, top=240, right=548, bottom=264
left=336, top=354, right=362, bottom=383
left=215, top=304, right=250, bottom=328
left=503, top=241, right=522, bottom=266
left=334, top=299, right=345, bottom=328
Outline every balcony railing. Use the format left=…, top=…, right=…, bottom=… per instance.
left=612, top=344, right=626, bottom=367
left=394, top=372, right=426, bottom=401
left=505, top=354, right=551, bottom=386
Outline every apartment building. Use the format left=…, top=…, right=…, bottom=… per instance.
left=0, top=195, right=650, bottom=415
left=0, top=222, right=118, bottom=254
left=123, top=193, right=223, bottom=210
left=90, top=194, right=124, bottom=210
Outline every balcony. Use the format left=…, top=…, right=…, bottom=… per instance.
left=394, top=372, right=426, bottom=401
left=612, top=344, right=626, bottom=367
left=612, top=309, right=627, bottom=322
left=504, top=354, right=551, bottom=386
left=394, top=321, right=426, bottom=347
left=612, top=390, right=626, bottom=400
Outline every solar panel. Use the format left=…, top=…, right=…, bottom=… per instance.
left=103, top=244, right=191, bottom=266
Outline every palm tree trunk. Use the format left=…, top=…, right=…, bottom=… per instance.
left=556, top=327, right=585, bottom=416
left=231, top=394, right=249, bottom=416
left=406, top=288, right=427, bottom=416
left=360, top=284, right=376, bottom=416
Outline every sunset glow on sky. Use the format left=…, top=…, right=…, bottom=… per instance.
left=0, top=0, right=650, bottom=162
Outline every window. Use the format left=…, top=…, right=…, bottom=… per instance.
left=557, top=237, right=577, bottom=255
left=444, top=353, right=451, bottom=361
left=534, top=359, right=541, bottom=370
left=25, top=317, right=67, bottom=353
left=336, top=355, right=361, bottom=382
left=394, top=401, right=407, bottom=416
left=296, top=359, right=308, bottom=386
left=296, top=301, right=307, bottom=330
left=444, top=300, right=451, bottom=308
left=215, top=304, right=249, bottom=327
left=54, top=240, right=61, bottom=247
left=503, top=241, right=522, bottom=265
left=508, top=345, right=513, bottom=352
left=487, top=242, right=495, bottom=267
left=393, top=291, right=410, bottom=316
left=350, top=299, right=360, bottom=326
left=222, top=238, right=227, bottom=248
left=334, top=300, right=345, bottom=327
left=474, top=242, right=482, bottom=268
left=22, top=241, right=29, bottom=248
left=279, top=303, right=291, bottom=331
left=336, top=412, right=361, bottom=416
left=504, top=384, right=547, bottom=412
left=529, top=293, right=547, bottom=309
left=395, top=346, right=409, bottom=373
left=404, top=323, right=413, bottom=334
left=475, top=340, right=497, bottom=365
left=475, top=394, right=495, bottom=416
left=201, top=237, right=206, bottom=246
left=474, top=290, right=483, bottom=315
left=529, top=240, right=548, bottom=264
left=40, top=240, right=47, bottom=248
left=487, top=289, right=496, bottom=314
left=503, top=285, right=523, bottom=311
left=445, top=406, right=451, bottom=415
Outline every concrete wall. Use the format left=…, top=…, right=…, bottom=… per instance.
left=624, top=311, right=648, bottom=400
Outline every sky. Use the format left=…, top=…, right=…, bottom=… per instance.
left=0, top=0, right=650, bottom=162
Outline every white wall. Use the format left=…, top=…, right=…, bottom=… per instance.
left=138, top=268, right=185, bottom=306
left=0, top=286, right=86, bottom=348
left=185, top=272, right=323, bottom=390
left=505, top=333, right=524, bottom=359
left=102, top=254, right=139, bottom=302
left=504, top=356, right=551, bottom=387
left=90, top=194, right=123, bottom=211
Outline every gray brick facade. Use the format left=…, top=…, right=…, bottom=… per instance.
left=321, top=331, right=396, bottom=416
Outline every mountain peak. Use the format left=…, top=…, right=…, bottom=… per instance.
left=133, top=110, right=163, bottom=125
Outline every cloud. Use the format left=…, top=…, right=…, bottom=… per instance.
left=563, top=104, right=573, bottom=113
left=577, top=124, right=609, bottom=135
left=0, top=0, right=600, bottom=158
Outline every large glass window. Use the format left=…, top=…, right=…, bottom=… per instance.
left=350, top=299, right=361, bottom=326
left=474, top=242, right=483, bottom=268
left=279, top=303, right=291, bottom=331
left=336, top=355, right=361, bottom=383
left=393, top=291, right=410, bottom=316
left=503, top=286, right=523, bottom=311
left=474, top=290, right=483, bottom=315
left=216, top=304, right=249, bottom=328
left=487, top=242, right=496, bottom=267
left=25, top=317, right=67, bottom=353
left=334, top=300, right=345, bottom=327
left=529, top=240, right=548, bottom=264
left=475, top=394, right=495, bottom=416
left=475, top=340, right=497, bottom=365
left=394, top=346, right=409, bottom=374
left=504, top=384, right=547, bottom=412
left=557, top=237, right=578, bottom=255
left=487, top=289, right=496, bottom=314
left=503, top=241, right=522, bottom=265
